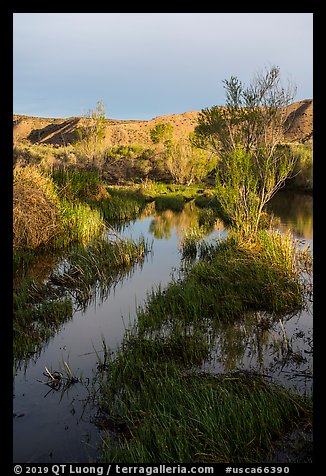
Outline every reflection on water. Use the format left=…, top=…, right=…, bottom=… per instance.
left=204, top=308, right=313, bottom=394
left=267, top=191, right=313, bottom=240
left=13, top=191, right=313, bottom=463
left=147, top=202, right=225, bottom=243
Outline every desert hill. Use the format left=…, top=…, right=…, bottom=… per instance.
left=13, top=99, right=313, bottom=147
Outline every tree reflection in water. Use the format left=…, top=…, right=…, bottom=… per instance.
left=203, top=308, right=313, bottom=395
left=147, top=201, right=225, bottom=242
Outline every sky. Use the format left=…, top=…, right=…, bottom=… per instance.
left=13, top=13, right=313, bottom=120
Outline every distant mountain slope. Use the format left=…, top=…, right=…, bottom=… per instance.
left=13, top=99, right=313, bottom=147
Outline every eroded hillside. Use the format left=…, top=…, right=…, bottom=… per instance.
left=13, top=99, right=313, bottom=147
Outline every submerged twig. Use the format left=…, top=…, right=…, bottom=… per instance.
left=37, top=362, right=79, bottom=393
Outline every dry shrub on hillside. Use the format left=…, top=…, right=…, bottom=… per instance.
left=13, top=165, right=62, bottom=249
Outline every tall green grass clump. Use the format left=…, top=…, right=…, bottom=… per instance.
left=154, top=194, right=186, bottom=212
left=56, top=199, right=106, bottom=247
left=52, top=169, right=109, bottom=201
left=51, top=169, right=111, bottom=246
left=50, top=236, right=149, bottom=309
left=99, top=187, right=147, bottom=223
left=94, top=333, right=312, bottom=463
left=290, top=143, right=313, bottom=190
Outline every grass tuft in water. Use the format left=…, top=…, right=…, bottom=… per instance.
left=154, top=195, right=186, bottom=212
left=13, top=235, right=150, bottom=366
left=94, top=335, right=312, bottom=463
left=93, top=227, right=312, bottom=463
left=98, top=187, right=148, bottom=223
left=138, top=230, right=310, bottom=338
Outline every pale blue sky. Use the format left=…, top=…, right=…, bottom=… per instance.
left=13, top=13, right=313, bottom=120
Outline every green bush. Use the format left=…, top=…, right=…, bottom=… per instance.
left=52, top=169, right=109, bottom=201
left=290, top=143, right=313, bottom=190
left=13, top=165, right=107, bottom=251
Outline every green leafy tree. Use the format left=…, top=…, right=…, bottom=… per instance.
left=150, top=123, right=216, bottom=185
left=75, top=100, right=107, bottom=168
left=164, top=137, right=217, bottom=185
left=193, top=66, right=297, bottom=238
left=150, top=122, right=174, bottom=146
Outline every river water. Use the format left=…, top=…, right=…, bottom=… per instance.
left=13, top=191, right=313, bottom=463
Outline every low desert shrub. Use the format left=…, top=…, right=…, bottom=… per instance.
left=13, top=165, right=107, bottom=250
left=13, top=165, right=62, bottom=249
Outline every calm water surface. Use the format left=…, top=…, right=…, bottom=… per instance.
left=13, top=192, right=313, bottom=463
